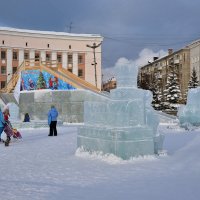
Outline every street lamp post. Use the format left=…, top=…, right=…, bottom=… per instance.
left=86, top=42, right=102, bottom=87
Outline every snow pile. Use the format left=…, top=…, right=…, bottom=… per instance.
left=76, top=147, right=160, bottom=165
left=0, top=125, right=200, bottom=200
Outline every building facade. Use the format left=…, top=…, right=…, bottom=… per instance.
left=186, top=39, right=200, bottom=82
left=0, top=27, right=103, bottom=89
left=102, top=77, right=117, bottom=92
left=139, top=48, right=190, bottom=103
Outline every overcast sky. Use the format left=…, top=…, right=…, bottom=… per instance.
left=1, top=0, right=200, bottom=74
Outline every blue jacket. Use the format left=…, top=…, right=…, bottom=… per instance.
left=0, top=110, right=5, bottom=128
left=48, top=108, right=58, bottom=125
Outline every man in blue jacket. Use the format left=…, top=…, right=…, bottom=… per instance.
left=0, top=107, right=5, bottom=142
left=48, top=105, right=58, bottom=136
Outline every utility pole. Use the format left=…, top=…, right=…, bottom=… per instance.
left=86, top=42, right=102, bottom=87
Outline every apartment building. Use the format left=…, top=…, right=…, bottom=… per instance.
left=186, top=39, right=200, bottom=81
left=0, top=27, right=103, bottom=89
left=139, top=48, right=190, bottom=102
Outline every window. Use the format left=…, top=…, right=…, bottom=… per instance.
left=46, top=53, right=51, bottom=61
left=1, top=66, right=6, bottom=74
left=175, top=54, right=179, bottom=59
left=47, top=44, right=50, bottom=48
left=13, top=67, right=17, bottom=74
left=26, top=42, right=28, bottom=47
left=57, top=54, right=62, bottom=63
left=1, top=81, right=6, bottom=89
left=78, top=55, right=83, bottom=64
left=68, top=54, right=73, bottom=64
left=35, top=53, right=40, bottom=61
left=13, top=51, right=18, bottom=60
left=24, top=52, right=29, bottom=60
left=69, top=45, right=71, bottom=49
left=1, top=51, right=6, bottom=59
left=2, top=40, right=4, bottom=45
left=78, top=69, right=83, bottom=77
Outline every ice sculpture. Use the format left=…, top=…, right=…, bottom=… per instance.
left=178, top=87, right=200, bottom=127
left=77, top=61, right=164, bottom=159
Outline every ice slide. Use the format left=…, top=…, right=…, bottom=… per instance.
left=0, top=60, right=101, bottom=93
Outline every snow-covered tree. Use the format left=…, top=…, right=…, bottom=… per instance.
left=150, top=74, right=162, bottom=110
left=152, top=86, right=162, bottom=110
left=163, top=69, right=182, bottom=110
left=188, top=67, right=199, bottom=89
left=182, top=88, right=188, bottom=104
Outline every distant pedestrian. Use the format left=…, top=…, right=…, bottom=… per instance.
left=48, top=105, right=58, bottom=136
left=23, top=113, right=30, bottom=122
left=0, top=107, right=5, bottom=142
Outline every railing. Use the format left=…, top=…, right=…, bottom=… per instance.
left=58, top=66, right=100, bottom=92
left=0, top=61, right=25, bottom=93
left=0, top=58, right=100, bottom=93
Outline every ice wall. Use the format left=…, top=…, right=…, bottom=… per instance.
left=77, top=63, right=163, bottom=159
left=19, top=90, right=107, bottom=122
left=178, top=87, right=200, bottom=127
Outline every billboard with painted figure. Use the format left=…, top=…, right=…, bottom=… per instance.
left=20, top=70, right=76, bottom=91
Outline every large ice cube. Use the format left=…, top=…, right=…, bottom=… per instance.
left=77, top=64, right=164, bottom=159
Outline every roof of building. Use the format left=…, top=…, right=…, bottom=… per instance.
left=186, top=39, right=200, bottom=48
left=140, top=47, right=189, bottom=69
left=0, top=27, right=103, bottom=39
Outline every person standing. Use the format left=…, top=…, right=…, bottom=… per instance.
left=23, top=113, right=30, bottom=122
left=0, top=107, right=5, bottom=142
left=48, top=105, right=58, bottom=136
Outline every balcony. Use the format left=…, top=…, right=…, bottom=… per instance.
left=174, top=59, right=180, bottom=64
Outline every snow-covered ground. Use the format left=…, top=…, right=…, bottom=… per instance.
left=0, top=124, right=200, bottom=200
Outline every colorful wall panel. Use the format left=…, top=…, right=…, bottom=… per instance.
left=20, top=70, right=76, bottom=91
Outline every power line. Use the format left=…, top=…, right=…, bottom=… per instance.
left=103, top=35, right=196, bottom=47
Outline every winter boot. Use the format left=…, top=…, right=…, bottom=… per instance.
left=5, top=136, right=11, bottom=147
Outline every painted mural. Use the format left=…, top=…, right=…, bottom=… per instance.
left=20, top=70, right=76, bottom=91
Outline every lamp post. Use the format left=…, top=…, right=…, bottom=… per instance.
left=86, top=42, right=102, bottom=87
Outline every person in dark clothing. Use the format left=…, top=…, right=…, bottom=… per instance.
left=48, top=105, right=58, bottom=136
left=23, top=113, right=30, bottom=122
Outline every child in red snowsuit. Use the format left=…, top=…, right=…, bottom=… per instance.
left=3, top=108, right=10, bottom=123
